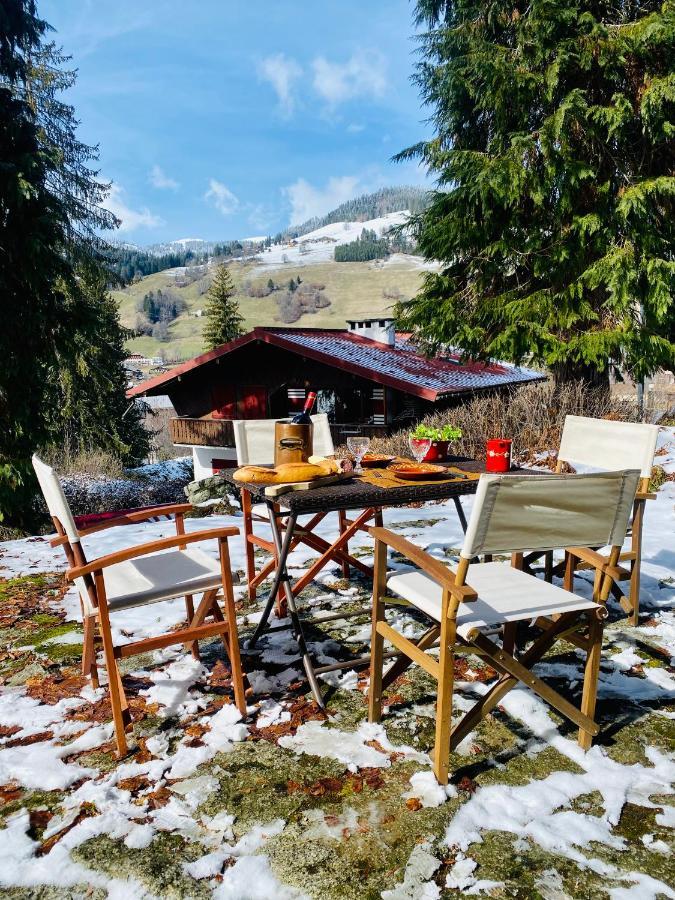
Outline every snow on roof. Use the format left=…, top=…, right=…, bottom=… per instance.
left=128, top=327, right=544, bottom=402
left=266, top=329, right=544, bottom=399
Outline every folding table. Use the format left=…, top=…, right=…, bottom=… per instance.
left=222, top=460, right=489, bottom=706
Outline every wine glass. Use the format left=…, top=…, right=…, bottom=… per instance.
left=409, top=435, right=432, bottom=465
left=347, top=436, right=370, bottom=474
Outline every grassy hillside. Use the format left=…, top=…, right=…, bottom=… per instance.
left=115, top=255, right=430, bottom=362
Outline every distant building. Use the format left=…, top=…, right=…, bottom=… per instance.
left=128, top=318, right=544, bottom=479
left=124, top=354, right=164, bottom=369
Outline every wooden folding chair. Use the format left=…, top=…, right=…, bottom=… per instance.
left=234, top=414, right=356, bottom=606
left=531, top=416, right=659, bottom=625
left=32, top=455, right=246, bottom=757
left=368, top=468, right=640, bottom=784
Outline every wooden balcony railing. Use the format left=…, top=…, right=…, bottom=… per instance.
left=170, top=417, right=235, bottom=447
left=170, top=417, right=391, bottom=449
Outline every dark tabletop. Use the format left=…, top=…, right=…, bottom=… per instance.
left=221, top=458, right=521, bottom=514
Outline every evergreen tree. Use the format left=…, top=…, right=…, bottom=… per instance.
left=396, top=0, right=675, bottom=386
left=0, top=4, right=145, bottom=527
left=203, top=265, right=243, bottom=349
left=54, top=263, right=149, bottom=464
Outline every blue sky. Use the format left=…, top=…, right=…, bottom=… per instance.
left=41, top=0, right=431, bottom=245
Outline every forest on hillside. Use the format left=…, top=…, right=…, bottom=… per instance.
left=104, top=246, right=206, bottom=284
left=278, top=186, right=429, bottom=241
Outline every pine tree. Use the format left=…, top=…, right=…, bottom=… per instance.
left=54, top=263, right=150, bottom=464
left=396, top=0, right=675, bottom=387
left=0, top=5, right=145, bottom=527
left=203, top=265, right=244, bottom=350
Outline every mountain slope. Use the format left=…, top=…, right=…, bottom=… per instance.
left=281, top=185, right=428, bottom=239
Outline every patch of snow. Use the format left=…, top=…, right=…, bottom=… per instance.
left=403, top=770, right=457, bottom=808
left=381, top=842, right=441, bottom=900
left=279, top=720, right=427, bottom=772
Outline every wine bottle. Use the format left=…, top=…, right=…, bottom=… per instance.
left=291, top=391, right=317, bottom=424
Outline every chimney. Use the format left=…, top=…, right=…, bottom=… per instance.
left=346, top=317, right=396, bottom=346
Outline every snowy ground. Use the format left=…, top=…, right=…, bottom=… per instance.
left=0, top=431, right=673, bottom=898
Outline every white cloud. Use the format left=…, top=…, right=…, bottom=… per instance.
left=312, top=50, right=387, bottom=106
left=149, top=165, right=179, bottom=190
left=346, top=123, right=365, bottom=133
left=258, top=53, right=302, bottom=116
left=284, top=175, right=367, bottom=226
left=204, top=179, right=240, bottom=216
left=102, top=183, right=163, bottom=233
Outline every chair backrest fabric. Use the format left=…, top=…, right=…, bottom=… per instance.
left=32, top=454, right=80, bottom=543
left=233, top=413, right=335, bottom=465
left=559, top=415, right=659, bottom=479
left=461, top=469, right=640, bottom=558
left=32, top=454, right=95, bottom=616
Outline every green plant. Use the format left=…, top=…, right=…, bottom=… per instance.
left=410, top=423, right=462, bottom=442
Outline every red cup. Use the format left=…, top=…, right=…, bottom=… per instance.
left=486, top=438, right=512, bottom=472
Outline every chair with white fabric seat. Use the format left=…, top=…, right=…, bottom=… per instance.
left=234, top=414, right=353, bottom=602
left=368, top=468, right=640, bottom=784
left=32, top=454, right=246, bottom=757
left=532, top=415, right=659, bottom=624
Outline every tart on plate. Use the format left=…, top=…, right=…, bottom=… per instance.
left=387, top=462, right=449, bottom=480
left=361, top=453, right=395, bottom=468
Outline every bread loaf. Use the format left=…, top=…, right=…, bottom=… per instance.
left=232, top=465, right=278, bottom=484
left=233, top=460, right=336, bottom=485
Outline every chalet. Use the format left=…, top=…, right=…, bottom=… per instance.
left=128, top=318, right=544, bottom=479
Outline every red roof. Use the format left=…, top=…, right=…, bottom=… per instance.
left=127, top=327, right=544, bottom=402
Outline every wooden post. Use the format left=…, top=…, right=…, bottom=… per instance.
left=338, top=509, right=350, bottom=578
left=219, top=538, right=246, bottom=716
left=433, top=588, right=455, bottom=785
left=368, top=537, right=387, bottom=724
left=94, top=572, right=129, bottom=757
left=629, top=497, right=645, bottom=626
left=579, top=612, right=603, bottom=750
left=175, top=511, right=198, bottom=659
left=241, top=489, right=257, bottom=601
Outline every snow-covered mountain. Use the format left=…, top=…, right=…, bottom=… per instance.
left=252, top=210, right=411, bottom=270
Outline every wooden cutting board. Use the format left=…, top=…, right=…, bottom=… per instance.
left=264, top=472, right=352, bottom=498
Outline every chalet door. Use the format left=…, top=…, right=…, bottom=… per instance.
left=238, top=385, right=267, bottom=419
left=211, top=384, right=236, bottom=420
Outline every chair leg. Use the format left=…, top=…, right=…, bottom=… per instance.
left=184, top=594, right=200, bottom=660
left=628, top=500, right=644, bottom=626
left=563, top=551, right=575, bottom=592
left=219, top=539, right=247, bottom=717
left=338, top=509, right=350, bottom=578
left=368, top=538, right=387, bottom=724
left=433, top=599, right=455, bottom=786
left=241, top=489, right=257, bottom=602
left=544, top=550, right=553, bottom=582
left=578, top=614, right=603, bottom=750
left=95, top=576, right=130, bottom=757
left=81, top=614, right=99, bottom=688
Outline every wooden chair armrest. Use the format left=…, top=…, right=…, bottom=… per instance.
left=369, top=526, right=477, bottom=602
left=567, top=546, right=624, bottom=581
left=635, top=492, right=656, bottom=501
left=66, top=526, right=239, bottom=580
left=50, top=504, right=195, bottom=547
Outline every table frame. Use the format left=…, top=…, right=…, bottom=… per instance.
left=223, top=461, right=487, bottom=707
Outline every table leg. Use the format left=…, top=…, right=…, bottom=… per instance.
left=266, top=504, right=325, bottom=708
left=453, top=496, right=468, bottom=533
left=247, top=508, right=297, bottom=650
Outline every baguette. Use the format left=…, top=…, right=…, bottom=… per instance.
left=233, top=461, right=335, bottom=485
